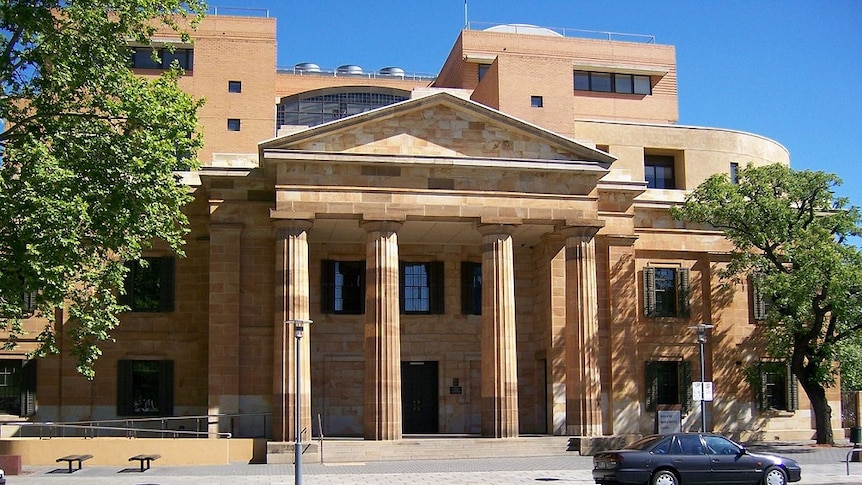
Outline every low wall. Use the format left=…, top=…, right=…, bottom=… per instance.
left=0, top=437, right=266, bottom=466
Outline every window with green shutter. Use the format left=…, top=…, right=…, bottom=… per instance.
left=645, top=360, right=692, bottom=413
left=644, top=266, right=690, bottom=318
left=756, top=361, right=798, bottom=412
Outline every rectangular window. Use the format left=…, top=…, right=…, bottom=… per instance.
left=730, top=162, right=739, bottom=184
left=756, top=361, right=798, bottom=412
left=574, top=71, right=652, bottom=95
left=321, top=260, right=365, bottom=314
left=591, top=72, right=612, bottom=92
left=227, top=119, right=241, bottom=131
left=130, top=47, right=193, bottom=70
left=400, top=261, right=444, bottom=314
left=0, top=360, right=36, bottom=417
left=120, top=256, right=175, bottom=312
left=751, top=275, right=771, bottom=321
left=644, top=155, right=676, bottom=189
left=645, top=360, right=692, bottom=412
left=574, top=71, right=590, bottom=91
left=461, top=262, right=482, bottom=315
left=614, top=73, right=633, bottom=94
left=228, top=80, right=242, bottom=93
left=633, top=75, right=652, bottom=95
left=117, top=360, right=174, bottom=416
left=531, top=96, right=543, bottom=108
left=643, top=266, right=690, bottom=318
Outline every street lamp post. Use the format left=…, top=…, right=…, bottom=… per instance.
left=287, top=319, right=313, bottom=485
left=690, top=323, right=714, bottom=432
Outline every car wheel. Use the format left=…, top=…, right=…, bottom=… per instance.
left=651, top=469, right=679, bottom=485
left=763, top=466, right=787, bottom=485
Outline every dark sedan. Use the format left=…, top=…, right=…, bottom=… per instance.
left=593, top=432, right=801, bottom=485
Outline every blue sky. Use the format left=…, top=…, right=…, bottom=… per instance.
left=221, top=0, right=861, bottom=205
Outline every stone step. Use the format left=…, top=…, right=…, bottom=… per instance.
left=266, top=436, right=572, bottom=464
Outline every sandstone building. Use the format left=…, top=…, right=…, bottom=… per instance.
left=3, top=14, right=840, bottom=446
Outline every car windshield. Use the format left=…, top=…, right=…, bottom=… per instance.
left=625, top=435, right=666, bottom=450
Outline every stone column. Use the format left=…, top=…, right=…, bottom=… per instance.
left=478, top=223, right=519, bottom=438
left=273, top=220, right=313, bottom=443
left=362, top=220, right=403, bottom=440
left=208, top=223, right=243, bottom=435
left=563, top=224, right=603, bottom=437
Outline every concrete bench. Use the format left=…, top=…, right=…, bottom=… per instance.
left=55, top=454, right=93, bottom=473
left=129, top=454, right=160, bottom=472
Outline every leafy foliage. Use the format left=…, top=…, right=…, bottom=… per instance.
left=0, top=0, right=206, bottom=377
left=671, top=163, right=862, bottom=443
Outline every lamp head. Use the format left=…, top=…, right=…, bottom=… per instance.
left=287, top=319, right=313, bottom=339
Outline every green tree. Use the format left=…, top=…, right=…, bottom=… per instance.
left=671, top=163, right=862, bottom=445
left=0, top=0, right=206, bottom=377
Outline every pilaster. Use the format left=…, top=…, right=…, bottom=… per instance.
left=208, top=223, right=243, bottom=433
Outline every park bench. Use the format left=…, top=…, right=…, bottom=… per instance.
left=55, top=454, right=92, bottom=473
left=129, top=453, right=161, bottom=472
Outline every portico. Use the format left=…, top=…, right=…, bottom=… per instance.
left=260, top=92, right=614, bottom=439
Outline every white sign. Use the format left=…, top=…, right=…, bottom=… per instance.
left=657, top=410, right=682, bottom=434
left=693, top=381, right=714, bottom=402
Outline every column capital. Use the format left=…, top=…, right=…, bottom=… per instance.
left=560, top=219, right=605, bottom=240
left=361, top=219, right=403, bottom=234
left=273, top=219, right=313, bottom=239
left=477, top=223, right=517, bottom=237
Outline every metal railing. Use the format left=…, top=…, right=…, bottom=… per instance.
left=0, top=413, right=271, bottom=440
left=209, top=7, right=270, bottom=17
left=466, top=21, right=656, bottom=44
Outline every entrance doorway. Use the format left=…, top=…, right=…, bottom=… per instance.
left=401, top=361, right=439, bottom=434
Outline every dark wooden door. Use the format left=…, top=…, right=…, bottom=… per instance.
left=401, top=361, right=439, bottom=434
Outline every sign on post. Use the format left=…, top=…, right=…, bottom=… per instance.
left=693, top=381, right=714, bottom=401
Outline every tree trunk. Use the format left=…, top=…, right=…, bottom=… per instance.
left=798, top=368, right=834, bottom=445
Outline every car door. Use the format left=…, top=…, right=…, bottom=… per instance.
left=669, top=434, right=712, bottom=483
left=703, top=435, right=762, bottom=484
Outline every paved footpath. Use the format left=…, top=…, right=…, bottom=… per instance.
left=7, top=445, right=862, bottom=484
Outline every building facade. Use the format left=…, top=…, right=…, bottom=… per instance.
left=3, top=15, right=840, bottom=444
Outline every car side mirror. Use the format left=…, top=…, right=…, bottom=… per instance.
left=739, top=446, right=750, bottom=455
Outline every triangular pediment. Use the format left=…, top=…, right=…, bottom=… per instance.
left=259, top=92, right=614, bottom=166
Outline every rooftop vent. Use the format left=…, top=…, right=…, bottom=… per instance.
left=336, top=64, right=364, bottom=75
left=379, top=66, right=405, bottom=77
left=483, top=24, right=563, bottom=37
left=294, top=62, right=320, bottom=73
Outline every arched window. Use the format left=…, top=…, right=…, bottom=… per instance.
left=276, top=87, right=410, bottom=129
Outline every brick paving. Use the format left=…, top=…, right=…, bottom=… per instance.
left=7, top=443, right=862, bottom=484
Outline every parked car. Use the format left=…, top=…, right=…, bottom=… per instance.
left=592, top=432, right=801, bottom=485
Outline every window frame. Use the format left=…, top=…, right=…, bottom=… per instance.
left=0, top=359, right=36, bottom=417
left=400, top=261, right=444, bottom=314
left=530, top=95, right=544, bottom=108
left=643, top=266, right=690, bottom=318
left=644, top=154, right=677, bottom=189
left=460, top=261, right=482, bottom=315
left=321, top=260, right=365, bottom=315
left=574, top=70, right=652, bottom=95
left=228, top=80, right=242, bottom=93
left=756, top=361, right=798, bottom=412
left=227, top=118, right=241, bottom=131
left=130, top=46, right=194, bottom=70
left=117, top=360, right=174, bottom=417
left=645, top=360, right=692, bottom=413
left=120, top=256, right=175, bottom=313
